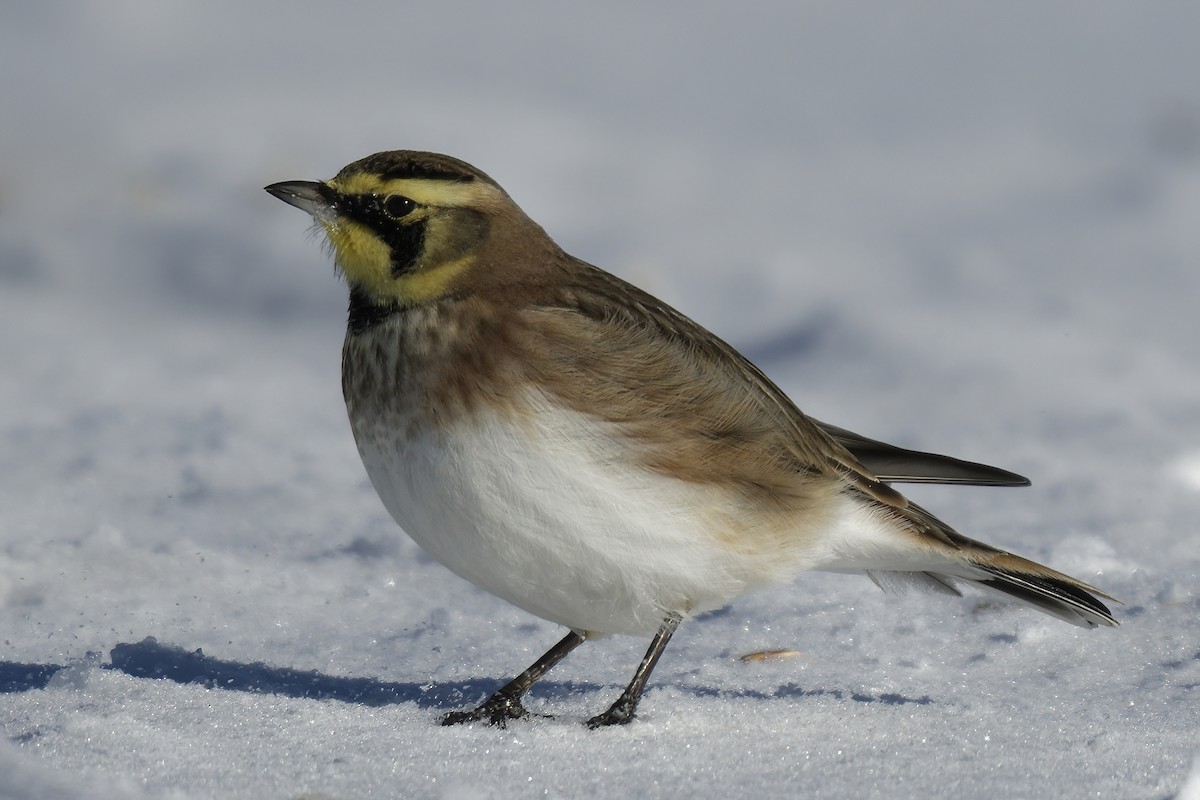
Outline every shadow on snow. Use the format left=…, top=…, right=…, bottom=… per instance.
left=0, top=637, right=932, bottom=709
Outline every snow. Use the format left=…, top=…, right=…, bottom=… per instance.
left=2, top=2, right=1198, bottom=798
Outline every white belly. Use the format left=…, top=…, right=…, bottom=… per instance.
left=351, top=392, right=805, bottom=636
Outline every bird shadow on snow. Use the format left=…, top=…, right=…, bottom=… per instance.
left=0, top=637, right=932, bottom=710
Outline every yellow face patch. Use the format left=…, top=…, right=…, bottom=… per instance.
left=391, top=254, right=476, bottom=305
left=322, top=216, right=472, bottom=306
left=321, top=217, right=395, bottom=299
left=318, top=171, right=501, bottom=306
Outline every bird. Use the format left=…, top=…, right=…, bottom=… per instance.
left=265, top=150, right=1117, bottom=728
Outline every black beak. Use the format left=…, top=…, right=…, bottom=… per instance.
left=264, top=181, right=333, bottom=217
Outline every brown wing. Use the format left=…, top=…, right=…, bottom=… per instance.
left=511, top=258, right=907, bottom=510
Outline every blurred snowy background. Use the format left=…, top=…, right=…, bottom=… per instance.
left=1, top=2, right=1198, bottom=798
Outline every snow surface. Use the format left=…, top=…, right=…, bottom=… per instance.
left=2, top=2, right=1198, bottom=798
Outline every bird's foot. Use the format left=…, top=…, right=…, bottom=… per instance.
left=585, top=699, right=637, bottom=728
left=441, top=694, right=530, bottom=728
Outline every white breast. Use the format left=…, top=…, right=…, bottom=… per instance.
left=351, top=390, right=812, bottom=636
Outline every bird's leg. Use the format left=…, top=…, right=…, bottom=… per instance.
left=442, top=630, right=586, bottom=727
left=586, top=613, right=682, bottom=728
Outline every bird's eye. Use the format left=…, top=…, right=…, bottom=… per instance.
left=382, top=195, right=416, bottom=219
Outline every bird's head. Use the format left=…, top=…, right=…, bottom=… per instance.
left=266, top=150, right=556, bottom=308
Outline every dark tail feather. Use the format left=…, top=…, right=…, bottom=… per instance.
left=815, top=421, right=1032, bottom=486
left=896, top=502, right=1119, bottom=628
left=970, top=563, right=1118, bottom=628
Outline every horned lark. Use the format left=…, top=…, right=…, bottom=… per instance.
left=266, top=150, right=1116, bottom=728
